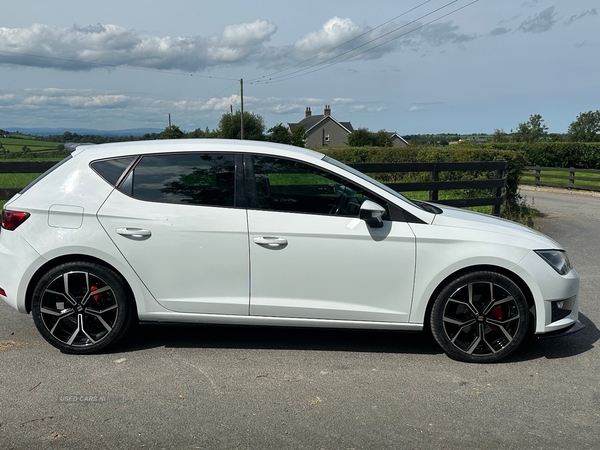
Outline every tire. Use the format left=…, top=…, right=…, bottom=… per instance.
left=430, top=271, right=530, bottom=363
left=31, top=261, right=136, bottom=354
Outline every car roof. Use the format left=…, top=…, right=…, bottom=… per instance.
left=73, top=139, right=326, bottom=162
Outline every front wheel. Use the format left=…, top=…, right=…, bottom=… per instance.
left=31, top=261, right=136, bottom=354
left=430, top=271, right=530, bottom=363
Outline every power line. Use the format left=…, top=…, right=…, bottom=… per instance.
left=251, top=0, right=467, bottom=85
left=206, top=80, right=240, bottom=101
left=0, top=49, right=238, bottom=81
left=247, top=0, right=433, bottom=83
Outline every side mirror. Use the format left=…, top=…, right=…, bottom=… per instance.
left=359, top=200, right=386, bottom=228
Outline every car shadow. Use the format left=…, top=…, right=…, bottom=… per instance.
left=113, top=323, right=442, bottom=356
left=503, top=312, right=599, bottom=363
left=110, top=312, right=599, bottom=362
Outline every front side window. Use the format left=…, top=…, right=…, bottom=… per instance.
left=122, top=153, right=236, bottom=207
left=251, top=155, right=383, bottom=217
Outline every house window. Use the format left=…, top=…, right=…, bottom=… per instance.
left=324, top=134, right=330, bottom=142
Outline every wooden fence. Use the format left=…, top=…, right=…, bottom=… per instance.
left=0, top=161, right=56, bottom=201
left=349, top=161, right=507, bottom=215
left=0, top=160, right=508, bottom=215
left=522, top=166, right=600, bottom=192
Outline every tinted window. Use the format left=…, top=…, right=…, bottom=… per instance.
left=126, top=153, right=236, bottom=207
left=251, top=155, right=381, bottom=217
left=91, top=156, right=136, bottom=187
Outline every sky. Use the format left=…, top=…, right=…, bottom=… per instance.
left=0, top=0, right=598, bottom=135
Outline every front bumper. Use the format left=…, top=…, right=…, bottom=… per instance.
left=537, top=320, right=585, bottom=339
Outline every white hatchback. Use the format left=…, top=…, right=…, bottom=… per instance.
left=0, top=140, right=583, bottom=362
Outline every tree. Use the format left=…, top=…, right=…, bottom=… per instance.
left=371, top=130, right=393, bottom=147
left=347, top=128, right=392, bottom=147
left=290, top=125, right=305, bottom=147
left=267, top=123, right=292, bottom=145
left=188, top=126, right=216, bottom=139
left=159, top=125, right=185, bottom=140
left=492, top=129, right=509, bottom=143
left=514, top=114, right=548, bottom=142
left=568, top=110, right=600, bottom=142
left=347, top=128, right=372, bottom=147
left=217, top=111, right=265, bottom=141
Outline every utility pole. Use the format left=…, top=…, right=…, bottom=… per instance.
left=240, top=78, right=244, bottom=140
left=168, top=113, right=171, bottom=127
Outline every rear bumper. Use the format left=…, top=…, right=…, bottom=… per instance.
left=0, top=230, right=41, bottom=313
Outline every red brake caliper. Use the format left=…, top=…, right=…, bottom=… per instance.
left=490, top=301, right=503, bottom=331
left=90, top=285, right=101, bottom=302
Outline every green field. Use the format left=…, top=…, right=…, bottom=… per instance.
left=0, top=172, right=40, bottom=187
left=0, top=136, right=62, bottom=153
left=0, top=173, right=43, bottom=208
left=521, top=169, right=600, bottom=189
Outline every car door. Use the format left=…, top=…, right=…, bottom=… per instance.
left=246, top=154, right=416, bottom=323
left=97, top=152, right=250, bottom=315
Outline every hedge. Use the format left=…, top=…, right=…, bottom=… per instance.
left=455, top=142, right=600, bottom=169
left=319, top=146, right=526, bottom=208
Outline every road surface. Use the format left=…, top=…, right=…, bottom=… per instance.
left=0, top=187, right=599, bottom=449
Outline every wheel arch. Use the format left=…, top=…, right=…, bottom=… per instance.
left=25, top=254, right=137, bottom=317
left=422, top=264, right=535, bottom=334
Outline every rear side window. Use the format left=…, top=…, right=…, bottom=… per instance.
left=91, top=156, right=137, bottom=187
left=121, top=153, right=237, bottom=207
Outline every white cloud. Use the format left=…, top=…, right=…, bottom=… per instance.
left=409, top=101, right=445, bottom=112
left=0, top=87, right=367, bottom=129
left=332, top=98, right=355, bottom=104
left=518, top=6, right=557, bottom=33
left=417, top=22, right=476, bottom=46
left=294, top=17, right=362, bottom=54
left=489, top=27, right=512, bottom=37
left=0, top=15, right=477, bottom=75
left=0, top=20, right=277, bottom=71
left=565, top=9, right=598, bottom=26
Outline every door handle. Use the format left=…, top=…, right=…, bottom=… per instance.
left=116, top=227, right=152, bottom=238
left=253, top=237, right=288, bottom=248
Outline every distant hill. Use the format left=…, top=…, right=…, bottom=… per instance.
left=3, top=127, right=163, bottom=137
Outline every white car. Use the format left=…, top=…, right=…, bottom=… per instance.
left=0, top=140, right=583, bottom=362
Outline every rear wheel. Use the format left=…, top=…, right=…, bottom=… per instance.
left=430, top=271, right=529, bottom=363
left=31, top=261, right=135, bottom=354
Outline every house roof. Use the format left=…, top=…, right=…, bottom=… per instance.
left=288, top=115, right=354, bottom=134
left=386, top=131, right=408, bottom=145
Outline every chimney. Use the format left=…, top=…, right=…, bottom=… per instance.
left=305, top=107, right=312, bottom=118
left=324, top=104, right=331, bottom=116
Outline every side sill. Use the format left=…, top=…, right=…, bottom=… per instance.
left=139, top=312, right=424, bottom=332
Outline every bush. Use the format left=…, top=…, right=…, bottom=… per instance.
left=455, top=141, right=600, bottom=169
left=321, top=146, right=526, bottom=211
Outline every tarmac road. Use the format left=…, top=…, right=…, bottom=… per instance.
left=1, top=188, right=599, bottom=449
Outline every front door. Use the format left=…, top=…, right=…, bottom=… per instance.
left=247, top=155, right=416, bottom=323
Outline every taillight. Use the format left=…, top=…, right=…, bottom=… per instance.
left=1, top=210, right=30, bottom=231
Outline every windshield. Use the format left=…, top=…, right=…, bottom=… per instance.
left=323, top=156, right=423, bottom=210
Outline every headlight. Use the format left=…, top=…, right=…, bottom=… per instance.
left=535, top=250, right=572, bottom=275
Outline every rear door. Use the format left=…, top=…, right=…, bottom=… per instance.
left=97, top=152, right=250, bottom=315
